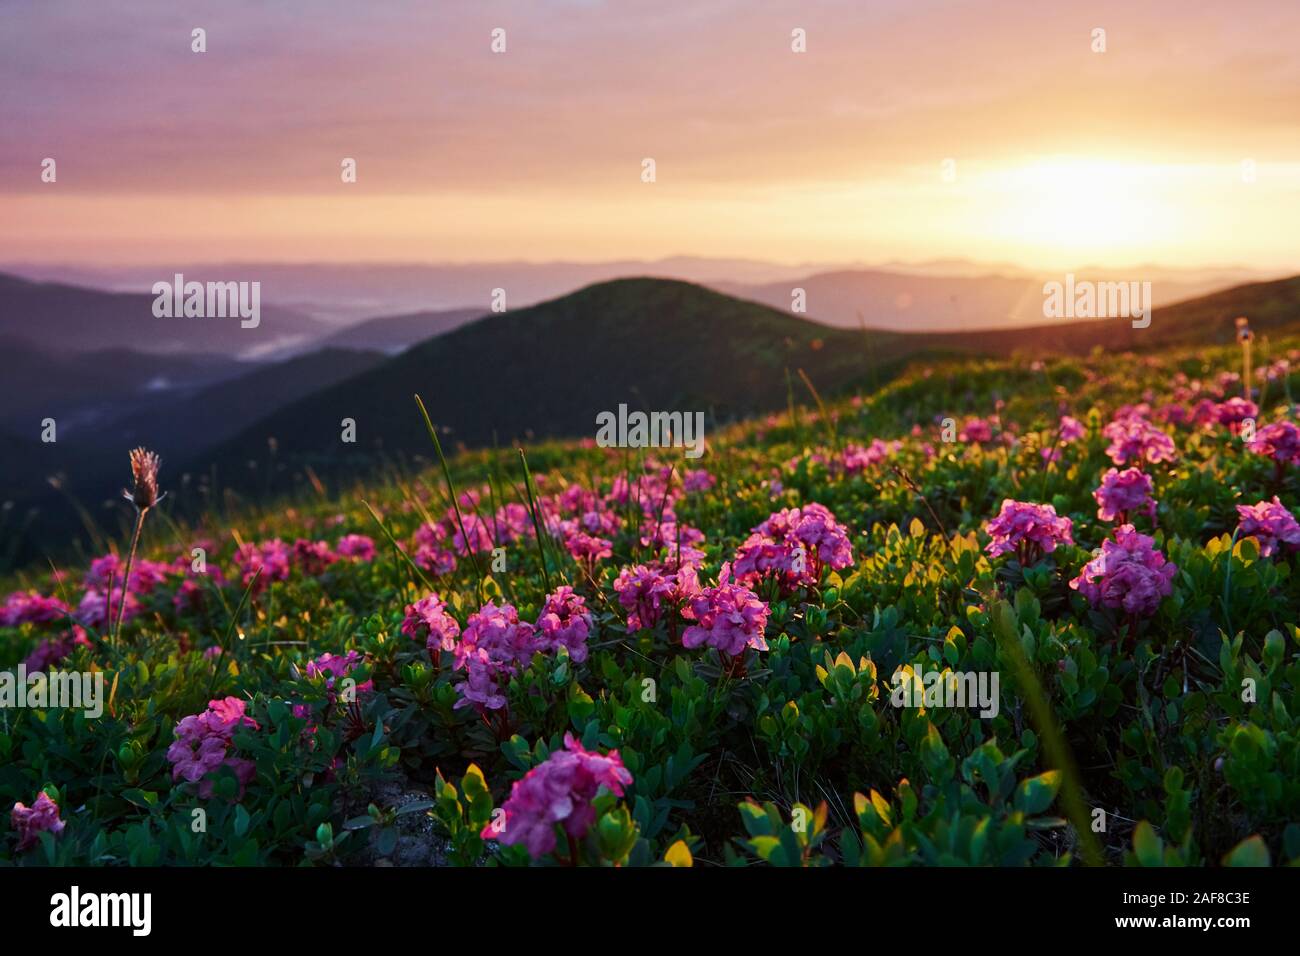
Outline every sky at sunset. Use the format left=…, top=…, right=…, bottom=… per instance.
left=2, top=0, right=1298, bottom=271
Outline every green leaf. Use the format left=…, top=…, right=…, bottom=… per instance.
left=1014, top=770, right=1061, bottom=815
left=1222, top=835, right=1270, bottom=868
left=1133, top=821, right=1164, bottom=867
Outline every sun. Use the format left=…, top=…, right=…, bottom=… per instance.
left=981, top=158, right=1181, bottom=260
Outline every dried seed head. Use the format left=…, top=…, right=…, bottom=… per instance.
left=124, top=447, right=163, bottom=510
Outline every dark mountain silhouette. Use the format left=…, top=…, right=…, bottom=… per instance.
left=201, top=275, right=1300, bottom=493
left=0, top=272, right=327, bottom=358
left=714, top=269, right=1236, bottom=332
left=322, top=307, right=485, bottom=353
left=0, top=337, right=250, bottom=436
left=200, top=279, right=903, bottom=490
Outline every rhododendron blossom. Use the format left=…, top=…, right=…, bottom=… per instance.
left=1094, top=468, right=1157, bottom=523
left=335, top=534, right=376, bottom=561
left=23, top=626, right=91, bottom=672
left=613, top=563, right=700, bottom=631
left=237, top=539, right=292, bottom=590
left=304, top=650, right=373, bottom=700
left=166, top=697, right=260, bottom=799
left=1248, top=421, right=1300, bottom=467
left=734, top=503, right=853, bottom=590
left=452, top=602, right=541, bottom=712
left=681, top=580, right=770, bottom=656
left=0, top=591, right=70, bottom=628
left=535, top=587, right=593, bottom=662
left=75, top=588, right=141, bottom=629
left=1235, top=497, right=1300, bottom=558
left=484, top=733, right=632, bottom=859
left=1059, top=415, right=1086, bottom=442
left=983, top=500, right=1074, bottom=565
left=1102, top=417, right=1176, bottom=466
left=1070, top=525, right=1177, bottom=618
left=402, top=593, right=462, bottom=654
left=10, top=792, right=65, bottom=852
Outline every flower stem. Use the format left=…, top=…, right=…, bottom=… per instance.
left=113, top=507, right=147, bottom=645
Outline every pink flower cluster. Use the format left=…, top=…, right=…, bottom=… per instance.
left=86, top=553, right=170, bottom=594
left=23, top=626, right=91, bottom=672
left=681, top=580, right=770, bottom=656
left=410, top=522, right=458, bottom=576
left=402, top=593, right=462, bottom=654
left=484, top=733, right=633, bottom=859
left=237, top=539, right=292, bottom=590
left=960, top=417, right=995, bottom=443
left=1214, top=397, right=1258, bottom=431
left=1, top=591, right=70, bottom=628
left=1248, top=421, right=1300, bottom=467
left=335, top=534, right=376, bottom=561
left=613, top=563, right=700, bottom=631
left=1094, top=468, right=1156, bottom=523
left=840, top=439, right=897, bottom=474
left=733, top=502, right=854, bottom=590
left=535, top=587, right=593, bottom=663
left=166, top=697, right=260, bottom=799
left=1235, top=498, right=1300, bottom=558
left=1070, top=525, right=1177, bottom=618
left=303, top=650, right=373, bottom=700
left=984, top=500, right=1074, bottom=564
left=1059, top=415, right=1086, bottom=442
left=452, top=602, right=542, bottom=712
left=10, top=792, right=65, bottom=852
left=1102, top=416, right=1177, bottom=466
left=75, top=587, right=141, bottom=629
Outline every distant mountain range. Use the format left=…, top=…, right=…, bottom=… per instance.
left=4, top=258, right=1275, bottom=328
left=199, top=274, right=1300, bottom=494
left=714, top=270, right=1238, bottom=332
left=0, top=272, right=327, bottom=358
left=2, top=267, right=1299, bottom=568
left=322, top=307, right=486, bottom=354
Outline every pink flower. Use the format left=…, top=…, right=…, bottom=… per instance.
left=402, top=593, right=461, bottom=654
left=484, top=733, right=633, bottom=859
left=613, top=563, right=699, bottom=631
left=1235, top=497, right=1300, bottom=558
left=452, top=602, right=540, bottom=712
left=1248, top=421, right=1300, bottom=467
left=1215, top=397, right=1258, bottom=429
left=984, top=500, right=1074, bottom=564
left=683, top=469, right=716, bottom=493
left=22, top=626, right=91, bottom=672
left=1102, top=417, right=1177, bottom=466
left=1094, top=468, right=1157, bottom=523
left=1059, top=416, right=1086, bottom=442
left=840, top=440, right=896, bottom=474
left=74, top=588, right=140, bottom=630
left=292, top=538, right=339, bottom=575
left=638, top=515, right=706, bottom=565
left=450, top=514, right=495, bottom=555
left=1069, top=525, right=1177, bottom=618
left=335, top=534, right=376, bottom=561
left=734, top=502, right=853, bottom=590
left=166, top=697, right=260, bottom=799
left=10, top=792, right=65, bottom=852
left=535, top=587, right=593, bottom=663
left=0, top=591, right=70, bottom=628
left=960, top=418, right=994, bottom=443
left=304, top=650, right=373, bottom=699
left=85, top=554, right=170, bottom=594
left=237, top=539, right=292, bottom=590
left=681, top=580, right=770, bottom=656
left=563, top=531, right=613, bottom=565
